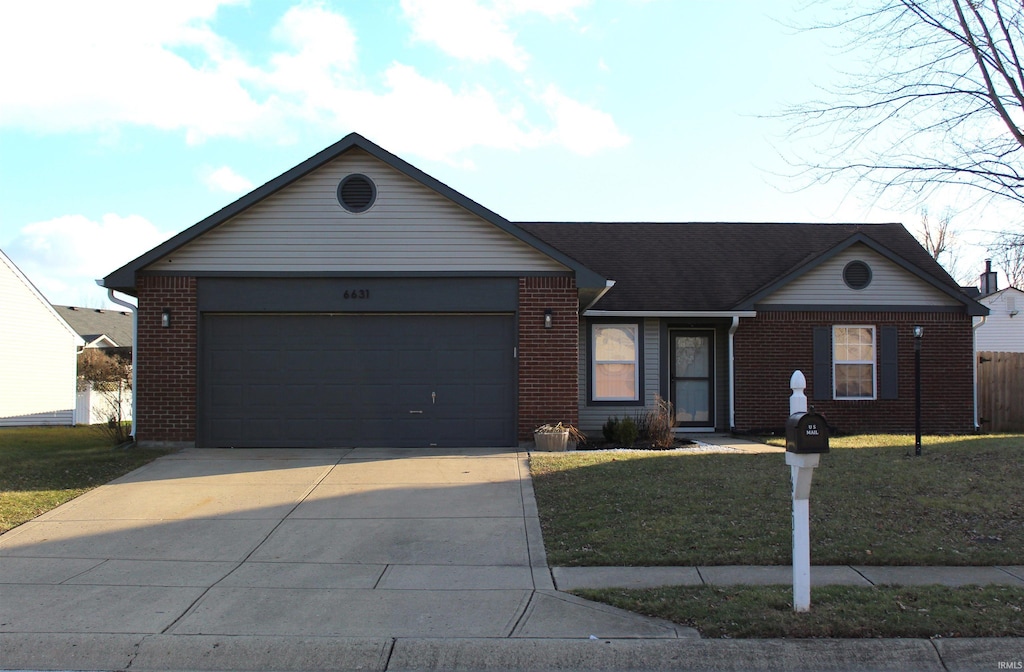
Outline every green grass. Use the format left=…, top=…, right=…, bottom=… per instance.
left=530, top=434, right=1024, bottom=566
left=0, top=426, right=170, bottom=533
left=575, top=584, right=1024, bottom=638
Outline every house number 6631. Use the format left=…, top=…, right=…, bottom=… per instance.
left=344, top=290, right=370, bottom=299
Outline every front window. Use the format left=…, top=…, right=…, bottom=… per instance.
left=592, top=324, right=639, bottom=401
left=833, top=326, right=875, bottom=399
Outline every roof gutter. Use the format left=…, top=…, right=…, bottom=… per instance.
left=581, top=280, right=616, bottom=313
left=973, top=315, right=987, bottom=431
left=729, top=315, right=740, bottom=431
left=98, top=280, right=138, bottom=442
left=583, top=310, right=757, bottom=318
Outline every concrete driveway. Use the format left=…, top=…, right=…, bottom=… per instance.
left=0, top=447, right=687, bottom=670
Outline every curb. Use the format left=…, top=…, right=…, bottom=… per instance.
left=2, top=634, right=1022, bottom=672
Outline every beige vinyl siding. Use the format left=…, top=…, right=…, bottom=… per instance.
left=0, top=254, right=80, bottom=426
left=763, top=244, right=961, bottom=307
left=578, top=318, right=661, bottom=435
left=148, top=148, right=567, bottom=274
left=976, top=289, right=1024, bottom=352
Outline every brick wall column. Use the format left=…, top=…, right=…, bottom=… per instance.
left=518, top=277, right=579, bottom=441
left=135, top=275, right=197, bottom=446
left=733, top=311, right=975, bottom=434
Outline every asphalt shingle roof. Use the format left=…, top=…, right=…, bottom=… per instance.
left=53, top=306, right=133, bottom=347
left=518, top=222, right=966, bottom=312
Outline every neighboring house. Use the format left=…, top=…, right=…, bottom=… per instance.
left=973, top=262, right=1024, bottom=432
left=973, top=261, right=1024, bottom=353
left=0, top=249, right=83, bottom=427
left=53, top=305, right=134, bottom=425
left=101, top=133, right=987, bottom=449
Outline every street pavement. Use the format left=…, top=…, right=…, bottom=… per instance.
left=1, top=447, right=1021, bottom=671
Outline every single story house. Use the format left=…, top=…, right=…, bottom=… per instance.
left=102, top=133, right=987, bottom=449
left=54, top=305, right=134, bottom=425
left=1, top=248, right=83, bottom=426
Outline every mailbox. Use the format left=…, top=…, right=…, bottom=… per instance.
left=786, top=411, right=829, bottom=454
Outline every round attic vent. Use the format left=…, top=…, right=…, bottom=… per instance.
left=843, top=260, right=872, bottom=290
left=337, top=174, right=376, bottom=213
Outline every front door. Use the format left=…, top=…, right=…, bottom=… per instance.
left=671, top=331, right=714, bottom=428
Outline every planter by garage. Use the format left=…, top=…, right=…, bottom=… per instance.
left=534, top=430, right=571, bottom=451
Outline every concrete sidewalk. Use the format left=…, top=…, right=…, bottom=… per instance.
left=1, top=447, right=1021, bottom=671
left=553, top=564, right=1024, bottom=590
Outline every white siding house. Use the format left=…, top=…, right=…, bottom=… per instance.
left=976, top=287, right=1024, bottom=352
left=0, top=249, right=83, bottom=426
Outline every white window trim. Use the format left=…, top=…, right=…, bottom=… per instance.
left=591, top=323, right=640, bottom=402
left=833, top=325, right=877, bottom=400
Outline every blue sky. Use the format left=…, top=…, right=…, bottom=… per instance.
left=0, top=0, right=998, bottom=307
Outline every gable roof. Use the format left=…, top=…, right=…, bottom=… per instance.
left=102, top=133, right=607, bottom=295
left=53, top=305, right=133, bottom=348
left=0, top=248, right=83, bottom=342
left=519, top=222, right=987, bottom=315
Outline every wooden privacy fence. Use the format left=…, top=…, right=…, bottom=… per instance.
left=978, top=351, right=1024, bottom=432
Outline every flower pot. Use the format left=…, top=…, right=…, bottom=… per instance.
left=534, top=430, right=570, bottom=451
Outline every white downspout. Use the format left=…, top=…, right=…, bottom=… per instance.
left=972, top=315, right=987, bottom=431
left=99, top=281, right=138, bottom=442
left=728, top=315, right=740, bottom=431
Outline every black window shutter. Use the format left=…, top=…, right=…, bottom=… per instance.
left=812, top=326, right=832, bottom=400
left=879, top=325, right=898, bottom=399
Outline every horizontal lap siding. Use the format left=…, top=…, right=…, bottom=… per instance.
left=577, top=318, right=660, bottom=435
left=763, top=245, right=961, bottom=307
left=0, top=257, right=78, bottom=426
left=147, top=149, right=566, bottom=274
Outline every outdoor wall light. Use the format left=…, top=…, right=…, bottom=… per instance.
left=161, top=309, right=171, bottom=328
left=544, top=309, right=553, bottom=329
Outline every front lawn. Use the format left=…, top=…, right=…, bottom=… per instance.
left=577, top=584, right=1024, bottom=638
left=530, top=434, right=1024, bottom=567
left=0, top=426, right=170, bottom=533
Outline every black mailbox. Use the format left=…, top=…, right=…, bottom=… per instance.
left=786, top=412, right=829, bottom=453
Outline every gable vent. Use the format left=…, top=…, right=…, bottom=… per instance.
left=337, top=174, right=376, bottom=213
left=843, top=260, right=872, bottom=290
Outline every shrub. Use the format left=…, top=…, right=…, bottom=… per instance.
left=602, top=416, right=620, bottom=443
left=632, top=408, right=651, bottom=441
left=617, top=416, right=638, bottom=447
left=647, top=395, right=676, bottom=448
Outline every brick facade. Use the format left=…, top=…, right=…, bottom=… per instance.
left=135, top=275, right=197, bottom=446
left=734, top=311, right=975, bottom=434
left=517, top=277, right=579, bottom=441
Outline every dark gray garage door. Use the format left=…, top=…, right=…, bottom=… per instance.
left=199, top=314, right=516, bottom=448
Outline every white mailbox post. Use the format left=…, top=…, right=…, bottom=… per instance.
left=785, top=370, right=828, bottom=612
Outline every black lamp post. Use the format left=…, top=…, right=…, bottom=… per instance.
left=913, top=325, right=923, bottom=455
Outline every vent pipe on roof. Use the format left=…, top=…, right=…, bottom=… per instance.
left=980, top=259, right=999, bottom=297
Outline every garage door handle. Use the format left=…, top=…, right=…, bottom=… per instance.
left=409, top=410, right=424, bottom=414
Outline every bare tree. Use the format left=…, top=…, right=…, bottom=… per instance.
left=77, top=348, right=133, bottom=444
left=914, top=205, right=977, bottom=283
left=990, top=231, right=1024, bottom=287
left=784, top=0, right=1024, bottom=210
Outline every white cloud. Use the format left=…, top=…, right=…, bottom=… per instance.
left=267, top=1, right=359, bottom=95
left=5, top=214, right=174, bottom=306
left=540, top=85, right=630, bottom=156
left=496, top=0, right=590, bottom=19
left=329, top=63, right=542, bottom=163
left=0, top=1, right=627, bottom=160
left=203, top=166, right=254, bottom=194
left=0, top=0, right=271, bottom=144
left=401, top=0, right=528, bottom=71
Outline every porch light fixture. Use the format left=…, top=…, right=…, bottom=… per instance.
left=913, top=326, right=923, bottom=455
left=544, top=309, right=553, bottom=329
left=161, top=309, right=171, bottom=328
